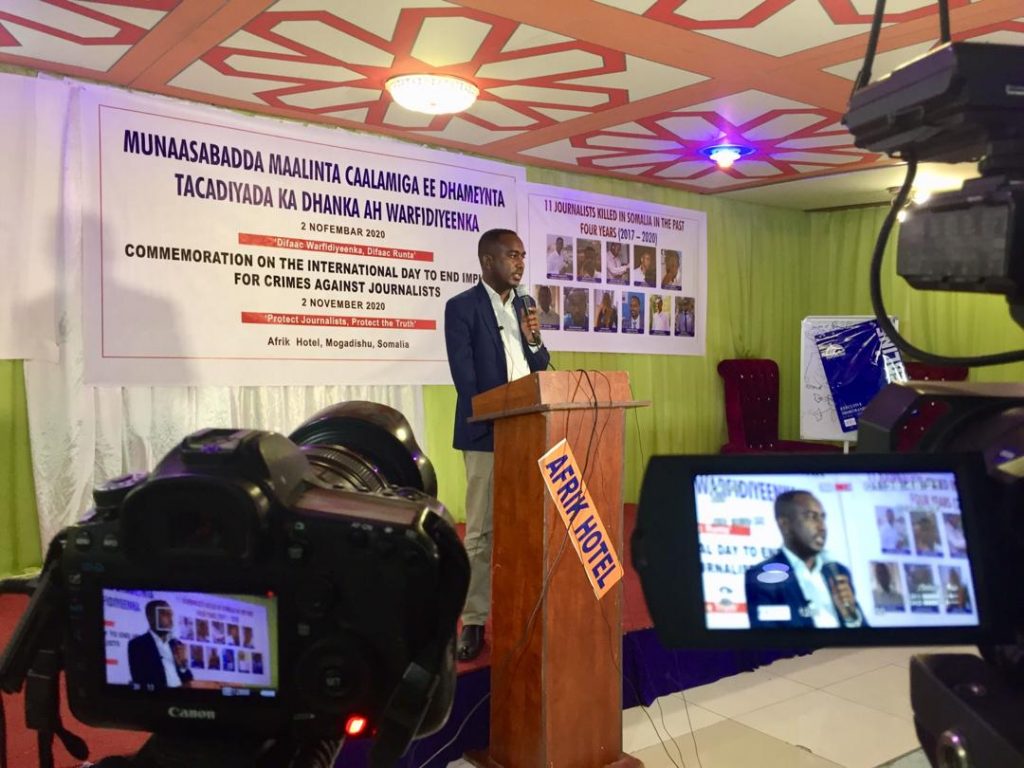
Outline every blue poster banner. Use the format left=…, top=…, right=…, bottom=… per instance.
left=813, top=319, right=905, bottom=433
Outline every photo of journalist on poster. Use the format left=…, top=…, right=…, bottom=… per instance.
left=940, top=565, right=973, bottom=613
left=576, top=239, right=601, bottom=282
left=911, top=511, right=943, bottom=556
left=661, top=249, right=681, bottom=290
left=674, top=297, right=695, bottom=337
left=876, top=507, right=911, bottom=554
left=622, top=293, right=644, bottom=334
left=594, top=290, right=617, bottom=332
left=870, top=561, right=906, bottom=613
left=905, top=564, right=941, bottom=613
left=535, top=285, right=560, bottom=329
left=745, top=491, right=866, bottom=629
left=649, top=295, right=670, bottom=335
left=943, top=514, right=967, bottom=558
left=606, top=242, right=629, bottom=284
left=546, top=235, right=573, bottom=279
left=632, top=246, right=655, bottom=287
left=562, top=287, right=589, bottom=332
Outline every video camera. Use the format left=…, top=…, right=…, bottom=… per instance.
left=632, top=385, right=1024, bottom=766
left=0, top=402, right=469, bottom=768
left=844, top=36, right=1024, bottom=338
left=635, top=4, right=1024, bottom=766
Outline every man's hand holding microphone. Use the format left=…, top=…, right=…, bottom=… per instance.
left=514, top=285, right=542, bottom=346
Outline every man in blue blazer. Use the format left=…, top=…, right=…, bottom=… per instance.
left=445, top=228, right=549, bottom=660
left=745, top=491, right=866, bottom=629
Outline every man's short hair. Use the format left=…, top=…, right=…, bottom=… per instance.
left=479, top=228, right=518, bottom=261
left=775, top=490, right=814, bottom=520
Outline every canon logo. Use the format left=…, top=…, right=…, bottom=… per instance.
left=167, top=706, right=216, bottom=720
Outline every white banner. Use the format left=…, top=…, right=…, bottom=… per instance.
left=525, top=183, right=706, bottom=355
left=80, top=87, right=525, bottom=385
left=0, top=74, right=68, bottom=361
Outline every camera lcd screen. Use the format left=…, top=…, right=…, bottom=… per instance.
left=102, top=589, right=278, bottom=696
left=633, top=453, right=996, bottom=648
left=696, top=471, right=978, bottom=631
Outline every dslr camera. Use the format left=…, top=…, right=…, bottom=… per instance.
left=1, top=402, right=469, bottom=768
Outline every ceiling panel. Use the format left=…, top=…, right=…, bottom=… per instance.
left=0, top=0, right=1019, bottom=208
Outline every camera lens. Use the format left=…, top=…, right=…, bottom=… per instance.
left=289, top=402, right=436, bottom=495
left=302, top=444, right=390, bottom=493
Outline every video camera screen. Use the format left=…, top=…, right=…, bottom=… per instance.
left=633, top=453, right=997, bottom=648
left=697, top=471, right=978, bottom=630
left=102, top=589, right=278, bottom=696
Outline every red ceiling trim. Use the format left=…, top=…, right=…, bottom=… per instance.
left=644, top=0, right=798, bottom=30
left=131, top=0, right=276, bottom=88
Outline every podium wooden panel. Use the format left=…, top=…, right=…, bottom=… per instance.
left=469, top=370, right=644, bottom=768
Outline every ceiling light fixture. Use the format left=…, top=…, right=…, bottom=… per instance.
left=700, top=144, right=754, bottom=169
left=384, top=73, right=479, bottom=115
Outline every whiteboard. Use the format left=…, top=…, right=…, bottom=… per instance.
left=799, top=315, right=898, bottom=442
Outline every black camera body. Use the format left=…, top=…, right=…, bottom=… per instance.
left=1, top=402, right=469, bottom=766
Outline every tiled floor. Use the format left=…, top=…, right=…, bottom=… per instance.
left=620, top=646, right=979, bottom=768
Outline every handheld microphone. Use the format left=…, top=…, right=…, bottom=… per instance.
left=513, top=285, right=542, bottom=345
left=821, top=561, right=842, bottom=585
left=822, top=561, right=855, bottom=619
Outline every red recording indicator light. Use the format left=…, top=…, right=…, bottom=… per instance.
left=345, top=715, right=369, bottom=737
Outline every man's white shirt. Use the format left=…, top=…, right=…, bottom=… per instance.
left=150, top=630, right=183, bottom=688
left=546, top=246, right=566, bottom=275
left=483, top=281, right=537, bottom=382
left=880, top=521, right=902, bottom=550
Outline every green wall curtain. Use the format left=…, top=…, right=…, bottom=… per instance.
left=0, top=360, right=42, bottom=575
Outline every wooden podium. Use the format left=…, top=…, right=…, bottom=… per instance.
left=469, top=370, right=644, bottom=768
